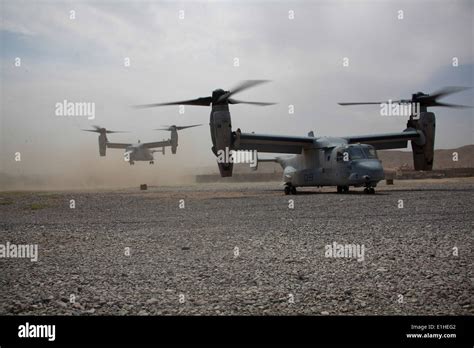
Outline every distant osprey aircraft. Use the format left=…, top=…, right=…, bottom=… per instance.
left=82, top=124, right=201, bottom=165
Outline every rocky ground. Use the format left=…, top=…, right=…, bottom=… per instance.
left=0, top=178, right=473, bottom=315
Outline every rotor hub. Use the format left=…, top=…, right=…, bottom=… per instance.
left=212, top=89, right=228, bottom=104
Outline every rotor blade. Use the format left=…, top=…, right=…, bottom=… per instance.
left=154, top=124, right=202, bottom=131
left=429, top=86, right=472, bottom=100
left=228, top=98, right=276, bottom=106
left=175, top=124, right=202, bottom=130
left=82, top=129, right=100, bottom=133
left=338, top=99, right=408, bottom=106
left=339, top=87, right=471, bottom=109
left=229, top=80, right=271, bottom=95
left=431, top=101, right=473, bottom=108
left=219, top=80, right=271, bottom=102
left=133, top=96, right=212, bottom=108
left=84, top=125, right=128, bottom=134
left=338, top=102, right=385, bottom=106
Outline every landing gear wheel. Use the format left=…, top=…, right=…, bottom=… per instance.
left=342, top=186, right=349, bottom=193
left=337, top=186, right=343, bottom=193
left=149, top=161, right=154, bottom=165
left=290, top=186, right=297, bottom=195
left=284, top=186, right=291, bottom=195
left=364, top=187, right=375, bottom=194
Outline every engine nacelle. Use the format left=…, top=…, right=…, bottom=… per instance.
left=98, top=134, right=107, bottom=156
left=409, top=112, right=435, bottom=171
left=170, top=128, right=178, bottom=154
left=210, top=104, right=233, bottom=177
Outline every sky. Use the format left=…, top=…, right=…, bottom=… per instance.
left=0, top=0, right=473, bottom=187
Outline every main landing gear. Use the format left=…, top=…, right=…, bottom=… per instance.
left=364, top=187, right=375, bottom=194
left=149, top=161, right=154, bottom=165
left=337, top=185, right=349, bottom=194
left=284, top=184, right=297, bottom=195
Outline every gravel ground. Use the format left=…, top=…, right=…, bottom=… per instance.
left=0, top=178, right=473, bottom=315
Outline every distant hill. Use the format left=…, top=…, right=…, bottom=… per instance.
left=378, top=145, right=473, bottom=170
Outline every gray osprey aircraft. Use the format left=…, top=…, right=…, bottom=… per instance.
left=82, top=124, right=201, bottom=165
left=135, top=82, right=470, bottom=194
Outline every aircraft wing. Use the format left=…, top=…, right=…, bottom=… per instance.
left=143, top=140, right=172, bottom=149
left=233, top=130, right=314, bottom=154
left=344, top=129, right=421, bottom=150
left=106, top=142, right=132, bottom=149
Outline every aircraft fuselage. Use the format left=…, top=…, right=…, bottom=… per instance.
left=125, top=144, right=154, bottom=164
left=276, top=138, right=384, bottom=189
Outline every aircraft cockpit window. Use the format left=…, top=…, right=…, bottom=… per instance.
left=348, top=146, right=364, bottom=160
left=363, top=147, right=378, bottom=159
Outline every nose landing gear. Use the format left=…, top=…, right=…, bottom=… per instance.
left=363, top=175, right=375, bottom=194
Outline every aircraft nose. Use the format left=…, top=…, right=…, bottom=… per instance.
left=354, top=160, right=384, bottom=179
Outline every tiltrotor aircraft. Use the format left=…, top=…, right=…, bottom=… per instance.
left=82, top=124, right=201, bottom=165
left=135, top=81, right=470, bottom=193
